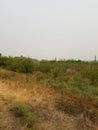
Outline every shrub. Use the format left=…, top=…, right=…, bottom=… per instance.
left=38, top=61, right=52, bottom=73
left=10, top=103, right=36, bottom=128
left=10, top=57, right=35, bottom=73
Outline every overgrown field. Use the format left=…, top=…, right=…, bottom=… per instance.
left=0, top=56, right=98, bottom=129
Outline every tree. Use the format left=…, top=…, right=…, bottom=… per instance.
left=0, top=53, right=2, bottom=57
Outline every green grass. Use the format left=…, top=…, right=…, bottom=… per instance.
left=10, top=103, right=36, bottom=128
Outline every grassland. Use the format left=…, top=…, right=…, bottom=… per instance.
left=0, top=56, right=98, bottom=130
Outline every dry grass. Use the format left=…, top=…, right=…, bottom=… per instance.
left=0, top=69, right=98, bottom=130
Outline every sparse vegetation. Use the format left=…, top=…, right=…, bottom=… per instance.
left=10, top=103, right=36, bottom=128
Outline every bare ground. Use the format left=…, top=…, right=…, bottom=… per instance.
left=0, top=79, right=98, bottom=130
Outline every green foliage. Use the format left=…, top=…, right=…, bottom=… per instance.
left=12, top=57, right=35, bottom=73
left=10, top=103, right=36, bottom=128
left=0, top=56, right=13, bottom=67
left=0, top=55, right=98, bottom=97
left=0, top=56, right=38, bottom=73
left=38, top=61, right=53, bottom=73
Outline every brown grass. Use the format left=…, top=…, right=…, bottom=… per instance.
left=0, top=69, right=98, bottom=130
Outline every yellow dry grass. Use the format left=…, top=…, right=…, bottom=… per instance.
left=0, top=77, right=98, bottom=130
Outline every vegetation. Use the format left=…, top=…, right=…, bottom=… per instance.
left=0, top=55, right=98, bottom=97
left=0, top=56, right=38, bottom=73
left=0, top=55, right=98, bottom=129
left=10, top=103, right=36, bottom=129
left=0, top=55, right=98, bottom=95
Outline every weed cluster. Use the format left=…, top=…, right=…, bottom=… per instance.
left=10, top=103, right=36, bottom=129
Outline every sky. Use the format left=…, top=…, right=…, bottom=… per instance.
left=0, top=0, right=98, bottom=60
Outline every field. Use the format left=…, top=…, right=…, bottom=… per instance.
left=0, top=56, right=98, bottom=130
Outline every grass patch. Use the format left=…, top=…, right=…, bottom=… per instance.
left=10, top=103, right=36, bottom=128
left=55, top=97, right=81, bottom=115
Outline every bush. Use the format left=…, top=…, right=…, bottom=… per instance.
left=10, top=57, right=36, bottom=73
left=10, top=103, right=36, bottom=128
left=38, top=61, right=52, bottom=73
left=0, top=56, right=38, bottom=73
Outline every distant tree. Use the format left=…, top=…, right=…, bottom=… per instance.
left=0, top=53, right=2, bottom=57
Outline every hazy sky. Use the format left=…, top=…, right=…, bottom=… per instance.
left=0, top=0, right=98, bottom=60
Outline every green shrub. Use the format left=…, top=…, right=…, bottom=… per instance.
left=10, top=103, right=36, bottom=128
left=0, top=56, right=38, bottom=73
left=10, top=57, right=35, bottom=73
left=38, top=61, right=53, bottom=73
